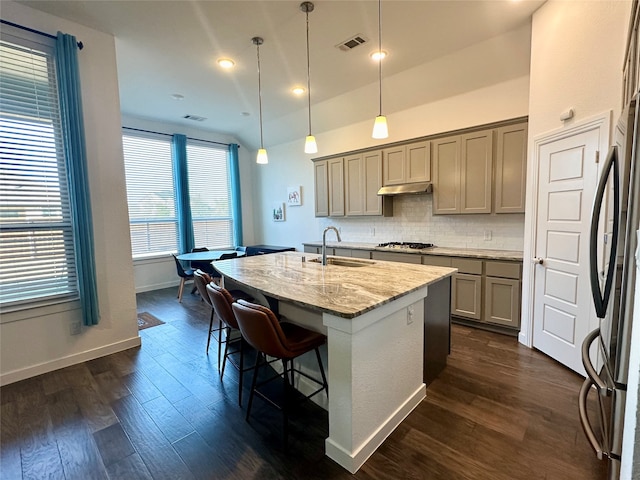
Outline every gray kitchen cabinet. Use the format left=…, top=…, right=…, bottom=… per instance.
left=382, top=140, right=430, bottom=186
left=450, top=258, right=483, bottom=320
left=314, top=160, right=329, bottom=217
left=433, top=130, right=492, bottom=215
left=494, top=122, right=528, bottom=213
left=333, top=247, right=353, bottom=257
left=304, top=245, right=320, bottom=254
left=460, top=130, right=492, bottom=214
left=371, top=251, right=422, bottom=264
left=345, top=150, right=392, bottom=217
left=328, top=157, right=345, bottom=217
left=484, top=261, right=522, bottom=329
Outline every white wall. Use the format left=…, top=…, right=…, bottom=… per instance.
left=0, top=2, right=139, bottom=385
left=120, top=116, right=256, bottom=292
left=521, top=0, right=631, bottom=348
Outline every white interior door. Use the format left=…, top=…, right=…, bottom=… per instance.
left=532, top=127, right=602, bottom=375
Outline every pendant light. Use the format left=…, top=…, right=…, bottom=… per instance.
left=372, top=0, right=389, bottom=139
left=301, top=1, right=318, bottom=154
left=252, top=36, right=268, bottom=164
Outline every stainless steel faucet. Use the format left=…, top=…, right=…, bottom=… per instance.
left=322, top=226, right=342, bottom=265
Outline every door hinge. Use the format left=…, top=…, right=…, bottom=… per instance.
left=595, top=150, right=600, bottom=163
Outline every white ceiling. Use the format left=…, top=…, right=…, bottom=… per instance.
left=17, top=0, right=545, bottom=149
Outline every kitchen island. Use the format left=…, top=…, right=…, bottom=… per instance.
left=212, top=251, right=456, bottom=473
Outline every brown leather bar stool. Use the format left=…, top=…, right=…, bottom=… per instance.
left=231, top=299, right=328, bottom=448
left=206, top=282, right=253, bottom=406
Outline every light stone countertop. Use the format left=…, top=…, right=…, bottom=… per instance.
left=213, top=251, right=456, bottom=319
left=303, top=241, right=524, bottom=262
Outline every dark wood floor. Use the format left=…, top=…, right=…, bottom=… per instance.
left=0, top=286, right=608, bottom=480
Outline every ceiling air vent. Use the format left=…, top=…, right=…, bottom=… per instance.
left=183, top=114, right=207, bottom=122
left=336, top=34, right=368, bottom=52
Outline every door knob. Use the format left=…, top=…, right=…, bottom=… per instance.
left=533, top=257, right=544, bottom=265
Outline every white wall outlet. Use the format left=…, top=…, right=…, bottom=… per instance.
left=370, top=227, right=375, bottom=236
left=70, top=321, right=81, bottom=335
left=484, top=230, right=492, bottom=241
left=407, top=305, right=414, bottom=324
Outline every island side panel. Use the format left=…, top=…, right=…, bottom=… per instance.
left=424, top=276, right=452, bottom=385
left=323, top=287, right=428, bottom=473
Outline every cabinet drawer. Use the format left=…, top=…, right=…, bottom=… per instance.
left=333, top=248, right=352, bottom=257
left=422, top=255, right=452, bottom=267
left=485, top=261, right=521, bottom=280
left=304, top=246, right=320, bottom=254
left=351, top=249, right=371, bottom=259
left=371, top=251, right=422, bottom=264
left=451, top=258, right=483, bottom=275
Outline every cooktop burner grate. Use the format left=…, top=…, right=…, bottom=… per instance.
left=377, top=242, right=435, bottom=249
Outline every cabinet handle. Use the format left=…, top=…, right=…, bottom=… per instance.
left=532, top=257, right=544, bottom=265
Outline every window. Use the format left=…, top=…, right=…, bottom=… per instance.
left=0, top=32, right=78, bottom=307
left=122, top=133, right=177, bottom=257
left=187, top=141, right=234, bottom=249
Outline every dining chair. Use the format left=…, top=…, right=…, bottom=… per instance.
left=172, top=254, right=194, bottom=303
left=231, top=299, right=328, bottom=449
left=211, top=251, right=238, bottom=283
left=190, top=247, right=215, bottom=275
left=193, top=270, right=220, bottom=355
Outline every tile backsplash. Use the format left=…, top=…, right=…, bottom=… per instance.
left=319, top=195, right=525, bottom=251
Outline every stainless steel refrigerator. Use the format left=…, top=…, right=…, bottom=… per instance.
left=580, top=94, right=640, bottom=479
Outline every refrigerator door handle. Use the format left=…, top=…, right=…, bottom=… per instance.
left=579, top=378, right=606, bottom=460
left=581, top=328, right=611, bottom=394
left=589, top=145, right=620, bottom=318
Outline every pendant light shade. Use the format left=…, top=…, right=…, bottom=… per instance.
left=372, top=0, right=389, bottom=139
left=252, top=36, right=268, bottom=164
left=301, top=2, right=317, bottom=154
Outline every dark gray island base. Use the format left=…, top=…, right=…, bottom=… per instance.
left=424, top=276, right=452, bottom=386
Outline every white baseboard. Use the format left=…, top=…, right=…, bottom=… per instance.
left=0, top=336, right=142, bottom=387
left=135, top=280, right=181, bottom=294
left=325, top=384, right=426, bottom=474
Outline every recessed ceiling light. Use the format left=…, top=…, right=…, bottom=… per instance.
left=292, top=87, right=305, bottom=96
left=171, top=93, right=185, bottom=101
left=217, top=58, right=235, bottom=69
left=370, top=50, right=387, bottom=61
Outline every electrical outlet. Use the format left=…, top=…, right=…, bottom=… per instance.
left=70, top=321, right=81, bottom=336
left=484, top=230, right=492, bottom=241
left=370, top=227, right=375, bottom=236
left=407, top=305, right=414, bottom=324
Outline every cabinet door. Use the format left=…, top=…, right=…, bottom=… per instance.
left=382, top=146, right=406, bottom=186
left=432, top=136, right=460, bottom=214
left=328, top=158, right=345, bottom=217
left=314, top=160, right=329, bottom=217
left=363, top=150, right=384, bottom=215
left=451, top=273, right=482, bottom=319
left=460, top=130, right=492, bottom=214
left=406, top=141, right=431, bottom=183
left=484, top=277, right=520, bottom=328
left=495, top=123, right=527, bottom=213
left=344, top=154, right=364, bottom=216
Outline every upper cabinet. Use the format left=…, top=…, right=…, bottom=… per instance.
left=433, top=121, right=527, bottom=215
left=328, top=157, right=345, bottom=217
left=314, top=160, right=329, bottom=217
left=433, top=131, right=492, bottom=214
left=494, top=122, right=528, bottom=214
left=382, top=140, right=431, bottom=186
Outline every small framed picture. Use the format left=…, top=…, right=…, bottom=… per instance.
left=273, top=203, right=285, bottom=222
left=287, top=186, right=302, bottom=206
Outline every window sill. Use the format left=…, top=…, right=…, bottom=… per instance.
left=0, top=298, right=81, bottom=325
left=132, top=254, right=174, bottom=265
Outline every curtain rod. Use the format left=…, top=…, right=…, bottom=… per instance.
left=0, top=19, right=84, bottom=50
left=122, top=126, right=234, bottom=148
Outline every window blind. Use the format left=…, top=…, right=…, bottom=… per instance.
left=186, top=141, right=234, bottom=249
left=0, top=36, right=79, bottom=306
left=122, top=133, right=177, bottom=257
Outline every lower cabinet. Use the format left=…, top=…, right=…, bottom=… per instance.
left=423, top=255, right=522, bottom=333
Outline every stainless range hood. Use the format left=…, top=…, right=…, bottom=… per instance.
left=377, top=182, right=433, bottom=196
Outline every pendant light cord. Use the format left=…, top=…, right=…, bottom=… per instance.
left=306, top=9, right=312, bottom=136
left=256, top=41, right=264, bottom=149
left=378, top=0, right=383, bottom=116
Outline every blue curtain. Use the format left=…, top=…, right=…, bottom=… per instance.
left=55, top=33, right=100, bottom=326
left=172, top=134, right=194, bottom=254
left=229, top=143, right=243, bottom=246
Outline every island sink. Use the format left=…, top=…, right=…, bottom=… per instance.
left=308, top=257, right=375, bottom=267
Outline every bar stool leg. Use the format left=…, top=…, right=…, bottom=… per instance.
left=246, top=352, right=262, bottom=422
left=220, top=327, right=231, bottom=378
left=315, top=348, right=329, bottom=397
left=238, top=337, right=244, bottom=406
left=206, top=309, right=215, bottom=354
left=282, top=358, right=290, bottom=451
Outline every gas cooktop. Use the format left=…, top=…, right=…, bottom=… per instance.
left=377, top=242, right=435, bottom=250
